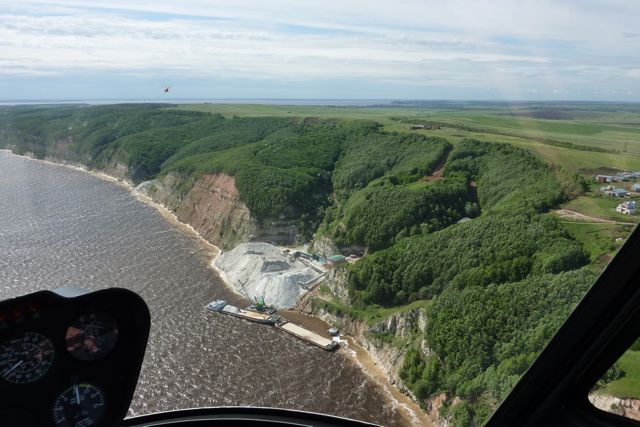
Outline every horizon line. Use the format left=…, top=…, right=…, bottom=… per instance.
left=2, top=98, right=640, bottom=106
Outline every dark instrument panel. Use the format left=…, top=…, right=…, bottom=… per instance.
left=0, top=287, right=150, bottom=427
left=0, top=288, right=376, bottom=426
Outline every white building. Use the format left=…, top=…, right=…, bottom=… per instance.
left=617, top=201, right=637, bottom=215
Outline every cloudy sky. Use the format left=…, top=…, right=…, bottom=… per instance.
left=1, top=0, right=639, bottom=101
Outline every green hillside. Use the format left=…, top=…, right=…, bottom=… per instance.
left=1, top=102, right=638, bottom=426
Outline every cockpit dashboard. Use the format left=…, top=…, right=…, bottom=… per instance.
left=0, top=288, right=375, bottom=426
left=0, top=287, right=149, bottom=427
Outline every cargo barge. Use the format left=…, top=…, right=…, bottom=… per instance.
left=206, top=300, right=279, bottom=325
left=206, top=300, right=339, bottom=350
left=276, top=320, right=339, bottom=351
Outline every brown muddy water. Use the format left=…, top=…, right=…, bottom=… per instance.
left=0, top=150, right=405, bottom=426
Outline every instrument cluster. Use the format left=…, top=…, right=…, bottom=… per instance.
left=0, top=287, right=150, bottom=427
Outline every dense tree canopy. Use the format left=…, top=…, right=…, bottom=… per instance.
left=0, top=106, right=598, bottom=427
left=346, top=139, right=593, bottom=425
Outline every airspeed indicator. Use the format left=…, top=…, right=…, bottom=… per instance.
left=0, top=332, right=54, bottom=383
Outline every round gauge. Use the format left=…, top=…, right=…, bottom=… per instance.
left=0, top=332, right=54, bottom=383
left=65, top=313, right=118, bottom=361
left=52, top=383, right=106, bottom=427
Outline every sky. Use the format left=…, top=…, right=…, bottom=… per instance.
left=1, top=0, right=640, bottom=101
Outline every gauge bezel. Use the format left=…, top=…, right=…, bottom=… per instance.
left=0, top=288, right=150, bottom=427
left=0, top=331, right=55, bottom=384
left=65, top=312, right=119, bottom=362
left=52, top=382, right=107, bottom=427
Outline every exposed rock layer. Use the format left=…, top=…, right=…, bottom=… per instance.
left=138, top=173, right=300, bottom=249
left=137, top=173, right=256, bottom=250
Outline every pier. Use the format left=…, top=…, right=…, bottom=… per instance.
left=207, top=300, right=339, bottom=351
left=219, top=305, right=279, bottom=325
left=276, top=321, right=338, bottom=351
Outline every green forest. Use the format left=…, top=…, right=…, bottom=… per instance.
left=0, top=104, right=603, bottom=426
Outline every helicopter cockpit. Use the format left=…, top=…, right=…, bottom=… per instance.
left=0, top=287, right=374, bottom=427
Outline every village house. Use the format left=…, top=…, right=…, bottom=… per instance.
left=600, top=186, right=629, bottom=197
left=595, top=171, right=640, bottom=183
left=602, top=187, right=628, bottom=197
left=617, top=201, right=637, bottom=215
left=632, top=183, right=640, bottom=192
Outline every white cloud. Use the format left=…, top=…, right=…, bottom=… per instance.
left=0, top=1, right=639, bottom=99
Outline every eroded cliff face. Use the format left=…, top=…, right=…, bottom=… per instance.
left=304, top=269, right=453, bottom=426
left=306, top=270, right=424, bottom=396
left=137, top=172, right=302, bottom=249
left=138, top=173, right=257, bottom=249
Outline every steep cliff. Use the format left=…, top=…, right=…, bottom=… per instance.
left=305, top=271, right=426, bottom=397
left=137, top=172, right=302, bottom=250
left=137, top=173, right=256, bottom=249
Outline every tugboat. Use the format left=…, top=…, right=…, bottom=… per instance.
left=205, top=299, right=227, bottom=312
left=206, top=299, right=279, bottom=325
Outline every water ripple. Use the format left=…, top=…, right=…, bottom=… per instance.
left=0, top=151, right=402, bottom=426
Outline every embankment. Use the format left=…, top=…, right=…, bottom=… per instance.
left=9, top=149, right=436, bottom=426
left=299, top=269, right=441, bottom=426
left=138, top=173, right=301, bottom=250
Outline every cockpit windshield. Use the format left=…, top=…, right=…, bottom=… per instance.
left=1, top=1, right=639, bottom=426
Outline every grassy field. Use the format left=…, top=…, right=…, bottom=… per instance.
left=562, top=193, right=639, bottom=223
left=174, top=102, right=640, bottom=174
left=427, top=112, right=640, bottom=154
left=174, top=101, right=640, bottom=400
left=176, top=102, right=640, bottom=227
left=393, top=124, right=640, bottom=172
left=561, top=221, right=632, bottom=267
left=598, top=351, right=640, bottom=398
left=315, top=297, right=432, bottom=326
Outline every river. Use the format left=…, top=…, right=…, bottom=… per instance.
left=0, top=150, right=406, bottom=426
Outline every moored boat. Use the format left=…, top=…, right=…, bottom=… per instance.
left=205, top=299, right=227, bottom=312
left=214, top=303, right=280, bottom=325
left=277, top=320, right=339, bottom=351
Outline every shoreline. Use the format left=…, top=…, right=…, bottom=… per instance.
left=282, top=310, right=432, bottom=427
left=1, top=149, right=431, bottom=427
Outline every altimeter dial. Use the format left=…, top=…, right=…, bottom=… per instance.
left=0, top=332, right=54, bottom=383
left=52, top=383, right=106, bottom=427
left=66, top=312, right=118, bottom=361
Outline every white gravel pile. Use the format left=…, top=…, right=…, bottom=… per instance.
left=214, top=242, right=322, bottom=308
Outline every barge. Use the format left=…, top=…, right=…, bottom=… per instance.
left=206, top=300, right=339, bottom=350
left=276, top=320, right=339, bottom=351
left=206, top=300, right=279, bottom=325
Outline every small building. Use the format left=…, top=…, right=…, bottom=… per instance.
left=617, top=201, right=637, bottom=215
left=604, top=188, right=628, bottom=198
left=326, top=255, right=347, bottom=267
left=632, top=183, right=640, bottom=192
left=595, top=175, right=611, bottom=183
left=293, top=251, right=313, bottom=260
